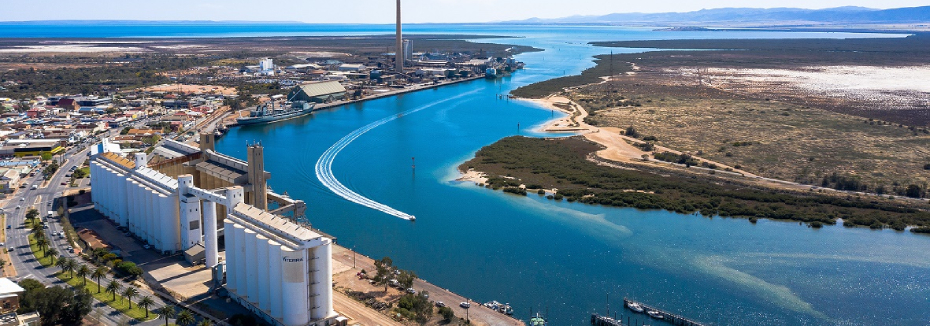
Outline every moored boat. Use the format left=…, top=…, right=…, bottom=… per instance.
left=236, top=100, right=315, bottom=125
left=647, top=309, right=663, bottom=319
left=626, top=301, right=644, bottom=313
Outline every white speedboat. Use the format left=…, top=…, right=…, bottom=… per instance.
left=626, top=301, right=645, bottom=313
left=647, top=310, right=663, bottom=319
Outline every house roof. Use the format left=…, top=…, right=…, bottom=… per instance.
left=57, top=98, right=76, bottom=107
left=0, top=278, right=24, bottom=296
left=0, top=169, right=18, bottom=180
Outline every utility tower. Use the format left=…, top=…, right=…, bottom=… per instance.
left=395, top=0, right=403, bottom=73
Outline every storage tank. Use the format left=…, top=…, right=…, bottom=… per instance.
left=233, top=223, right=248, bottom=297
left=223, top=219, right=237, bottom=293
left=267, top=240, right=284, bottom=319
left=256, top=235, right=271, bottom=312
left=245, top=229, right=259, bottom=302
left=281, top=246, right=309, bottom=326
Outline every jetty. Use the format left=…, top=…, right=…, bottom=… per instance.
left=623, top=298, right=706, bottom=326
left=590, top=314, right=623, bottom=326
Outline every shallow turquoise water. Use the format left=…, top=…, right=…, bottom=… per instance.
left=200, top=26, right=928, bottom=325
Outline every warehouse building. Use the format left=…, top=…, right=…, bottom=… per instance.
left=286, top=81, right=347, bottom=103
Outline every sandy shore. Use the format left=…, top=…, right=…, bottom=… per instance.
left=452, top=95, right=765, bottom=185
left=456, top=168, right=489, bottom=184
left=520, top=96, right=649, bottom=163
left=523, top=96, right=593, bottom=133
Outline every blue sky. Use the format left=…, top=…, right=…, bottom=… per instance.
left=3, top=0, right=927, bottom=23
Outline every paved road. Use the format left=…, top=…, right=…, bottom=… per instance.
left=2, top=129, right=177, bottom=326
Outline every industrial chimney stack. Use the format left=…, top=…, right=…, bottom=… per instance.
left=395, top=0, right=403, bottom=73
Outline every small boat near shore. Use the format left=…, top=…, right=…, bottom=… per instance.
left=483, top=300, right=514, bottom=315
left=647, top=309, right=664, bottom=319
left=626, top=301, right=644, bottom=313
left=530, top=312, right=547, bottom=326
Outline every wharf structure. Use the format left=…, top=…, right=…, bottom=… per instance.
left=89, top=133, right=335, bottom=326
left=622, top=298, right=705, bottom=326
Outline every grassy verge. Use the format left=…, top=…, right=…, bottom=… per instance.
left=57, top=209, right=79, bottom=248
left=462, top=136, right=930, bottom=230
left=57, top=272, right=156, bottom=321
left=27, top=233, right=156, bottom=321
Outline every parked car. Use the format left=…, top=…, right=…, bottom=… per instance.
left=435, top=301, right=446, bottom=307
left=460, top=302, right=471, bottom=309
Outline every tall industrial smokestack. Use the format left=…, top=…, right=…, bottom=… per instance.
left=395, top=0, right=403, bottom=73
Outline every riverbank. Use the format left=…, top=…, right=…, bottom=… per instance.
left=331, top=244, right=525, bottom=326
left=314, top=75, right=487, bottom=112
left=460, top=135, right=930, bottom=230
left=227, top=75, right=488, bottom=129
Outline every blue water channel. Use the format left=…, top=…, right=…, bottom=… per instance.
left=191, top=26, right=928, bottom=325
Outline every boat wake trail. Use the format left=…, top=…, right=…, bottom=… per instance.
left=315, top=90, right=479, bottom=220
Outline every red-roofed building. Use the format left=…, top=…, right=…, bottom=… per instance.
left=26, top=108, right=46, bottom=118
left=57, top=98, right=79, bottom=111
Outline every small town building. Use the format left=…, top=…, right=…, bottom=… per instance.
left=0, top=278, right=40, bottom=326
left=0, top=139, right=64, bottom=157
left=337, top=64, right=366, bottom=72
left=0, top=169, right=20, bottom=194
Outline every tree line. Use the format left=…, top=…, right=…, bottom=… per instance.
left=463, top=136, right=930, bottom=231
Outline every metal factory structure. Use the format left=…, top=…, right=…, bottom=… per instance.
left=89, top=135, right=336, bottom=326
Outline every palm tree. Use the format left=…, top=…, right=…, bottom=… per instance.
left=106, top=280, right=121, bottom=301
left=35, top=236, right=47, bottom=256
left=175, top=310, right=195, bottom=326
left=197, top=319, right=212, bottom=326
left=59, top=258, right=76, bottom=278
left=138, top=296, right=154, bottom=318
left=30, top=223, right=43, bottom=236
left=92, top=267, right=108, bottom=293
left=25, top=208, right=39, bottom=221
left=76, top=264, right=90, bottom=286
left=65, top=258, right=77, bottom=278
left=46, top=248, right=59, bottom=265
left=55, top=256, right=69, bottom=271
left=122, top=287, right=138, bottom=309
left=157, top=305, right=176, bottom=326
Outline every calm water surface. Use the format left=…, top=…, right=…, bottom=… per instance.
left=144, top=25, right=928, bottom=325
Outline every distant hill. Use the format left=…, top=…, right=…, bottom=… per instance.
left=503, top=6, right=930, bottom=25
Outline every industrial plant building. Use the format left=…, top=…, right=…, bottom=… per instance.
left=89, top=134, right=335, bottom=326
left=286, top=81, right=347, bottom=103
